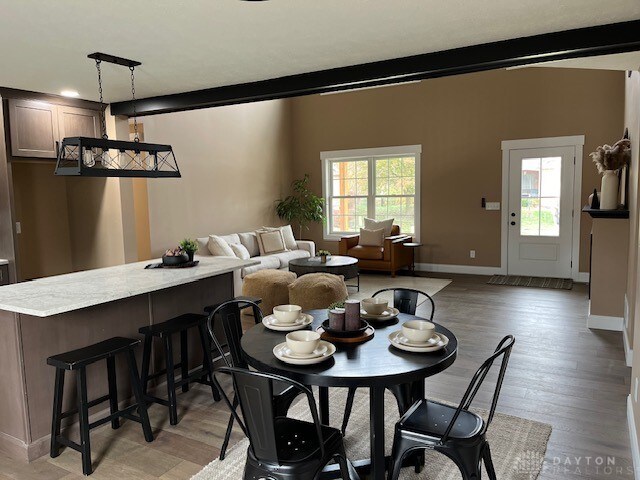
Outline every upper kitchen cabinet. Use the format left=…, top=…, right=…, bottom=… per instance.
left=57, top=105, right=102, bottom=139
left=8, top=99, right=59, bottom=158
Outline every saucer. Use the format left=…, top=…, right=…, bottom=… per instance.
left=273, top=340, right=336, bottom=365
left=398, top=333, right=441, bottom=346
left=361, top=307, right=400, bottom=321
left=263, top=313, right=313, bottom=331
left=281, top=344, right=328, bottom=359
left=388, top=331, right=449, bottom=353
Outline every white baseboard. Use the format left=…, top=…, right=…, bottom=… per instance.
left=628, top=396, right=640, bottom=480
left=625, top=327, right=635, bottom=368
left=415, top=263, right=503, bottom=276
left=574, top=272, right=590, bottom=283
left=587, top=313, right=624, bottom=331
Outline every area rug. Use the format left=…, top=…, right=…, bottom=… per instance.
left=350, top=274, right=451, bottom=305
left=192, top=389, right=551, bottom=480
left=487, top=275, right=573, bottom=290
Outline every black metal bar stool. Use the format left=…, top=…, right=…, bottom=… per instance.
left=139, top=313, right=220, bottom=426
left=47, top=336, right=153, bottom=476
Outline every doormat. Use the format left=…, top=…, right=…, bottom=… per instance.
left=487, top=275, right=573, bottom=290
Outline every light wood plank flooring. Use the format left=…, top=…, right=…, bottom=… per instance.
left=0, top=273, right=631, bottom=479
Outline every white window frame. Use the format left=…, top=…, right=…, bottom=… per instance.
left=321, top=145, right=421, bottom=241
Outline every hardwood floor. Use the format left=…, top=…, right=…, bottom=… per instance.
left=0, top=273, right=631, bottom=479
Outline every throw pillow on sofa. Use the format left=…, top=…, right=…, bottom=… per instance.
left=208, top=234, right=236, bottom=257
left=359, top=227, right=385, bottom=247
left=364, top=217, right=394, bottom=237
left=230, top=243, right=251, bottom=260
left=256, top=228, right=288, bottom=255
left=238, top=232, right=260, bottom=257
left=261, top=225, right=297, bottom=251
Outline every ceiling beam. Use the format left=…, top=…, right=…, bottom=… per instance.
left=111, top=19, right=640, bottom=117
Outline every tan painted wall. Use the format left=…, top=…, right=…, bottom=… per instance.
left=142, top=100, right=293, bottom=256
left=626, top=72, right=640, bottom=345
left=290, top=68, right=625, bottom=270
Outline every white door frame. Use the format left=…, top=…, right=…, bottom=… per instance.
left=500, top=135, right=585, bottom=281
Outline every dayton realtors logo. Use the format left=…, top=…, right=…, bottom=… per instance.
left=515, top=451, right=635, bottom=477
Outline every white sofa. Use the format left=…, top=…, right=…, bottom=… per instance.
left=196, top=231, right=315, bottom=295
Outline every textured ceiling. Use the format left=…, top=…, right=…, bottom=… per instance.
left=1, top=0, right=639, bottom=102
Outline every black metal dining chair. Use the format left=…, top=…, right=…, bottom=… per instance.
left=206, top=299, right=302, bottom=460
left=213, top=367, right=360, bottom=480
left=387, top=335, right=515, bottom=480
left=341, top=287, right=436, bottom=436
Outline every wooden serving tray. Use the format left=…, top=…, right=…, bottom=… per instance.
left=316, top=325, right=375, bottom=345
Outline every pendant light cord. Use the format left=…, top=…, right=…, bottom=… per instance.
left=130, top=66, right=139, bottom=142
left=95, top=59, right=108, bottom=139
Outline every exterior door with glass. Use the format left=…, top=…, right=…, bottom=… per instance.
left=507, top=146, right=575, bottom=278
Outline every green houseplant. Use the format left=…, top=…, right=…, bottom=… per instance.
left=276, top=174, right=325, bottom=239
left=179, top=238, right=199, bottom=262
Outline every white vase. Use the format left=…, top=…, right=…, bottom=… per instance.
left=600, top=170, right=619, bottom=210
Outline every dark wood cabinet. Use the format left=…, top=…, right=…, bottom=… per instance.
left=57, top=105, right=102, bottom=138
left=0, top=264, right=9, bottom=286
left=8, top=100, right=103, bottom=159
left=8, top=99, right=59, bottom=158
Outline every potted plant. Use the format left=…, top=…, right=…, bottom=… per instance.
left=179, top=238, right=199, bottom=262
left=317, top=249, right=331, bottom=263
left=276, top=174, right=325, bottom=239
left=589, top=138, right=630, bottom=210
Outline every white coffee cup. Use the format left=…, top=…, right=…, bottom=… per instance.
left=273, top=304, right=302, bottom=324
left=402, top=320, right=435, bottom=343
left=285, top=331, right=321, bottom=355
left=361, top=297, right=388, bottom=315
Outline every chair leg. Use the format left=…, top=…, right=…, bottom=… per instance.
left=483, top=443, right=497, bottom=480
left=180, top=330, right=189, bottom=393
left=50, top=368, right=64, bottom=458
left=140, top=334, right=152, bottom=396
left=443, top=446, right=483, bottom=480
left=76, top=367, right=92, bottom=476
left=334, top=443, right=360, bottom=480
left=220, top=396, right=238, bottom=460
left=163, top=334, right=179, bottom=425
left=198, top=323, right=221, bottom=402
left=126, top=349, right=154, bottom=442
left=106, top=356, right=120, bottom=429
left=341, top=387, right=357, bottom=435
left=387, top=433, right=424, bottom=480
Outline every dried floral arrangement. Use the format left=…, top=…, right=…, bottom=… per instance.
left=590, top=138, right=631, bottom=174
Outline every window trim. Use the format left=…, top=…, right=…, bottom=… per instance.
left=321, top=145, right=421, bottom=241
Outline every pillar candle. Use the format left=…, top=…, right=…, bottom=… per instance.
left=344, top=299, right=361, bottom=331
left=328, top=309, right=345, bottom=331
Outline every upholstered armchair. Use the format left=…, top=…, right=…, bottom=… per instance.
left=338, top=225, right=413, bottom=277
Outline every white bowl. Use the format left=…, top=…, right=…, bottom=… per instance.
left=402, top=320, right=435, bottom=343
left=273, top=304, right=302, bottom=324
left=285, top=331, right=321, bottom=355
left=361, top=297, right=388, bottom=315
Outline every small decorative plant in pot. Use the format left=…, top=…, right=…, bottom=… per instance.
left=589, top=138, right=631, bottom=210
left=317, top=249, right=331, bottom=263
left=163, top=247, right=189, bottom=266
left=179, top=238, right=199, bottom=262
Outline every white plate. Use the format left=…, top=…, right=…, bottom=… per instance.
left=263, top=313, right=313, bottom=331
left=360, top=307, right=400, bottom=321
left=273, top=340, right=336, bottom=365
left=280, top=344, right=328, bottom=359
left=388, top=331, right=449, bottom=353
left=396, top=333, right=442, bottom=347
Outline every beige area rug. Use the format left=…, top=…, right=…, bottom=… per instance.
left=192, top=389, right=551, bottom=480
left=349, top=274, right=451, bottom=309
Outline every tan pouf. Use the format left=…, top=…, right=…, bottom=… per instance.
left=288, top=273, right=348, bottom=311
left=242, top=269, right=297, bottom=316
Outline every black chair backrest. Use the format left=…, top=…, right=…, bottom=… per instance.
left=206, top=299, right=263, bottom=368
left=213, top=366, right=325, bottom=464
left=441, top=335, right=515, bottom=443
left=373, top=288, right=435, bottom=320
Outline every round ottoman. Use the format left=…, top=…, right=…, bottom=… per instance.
left=288, top=273, right=348, bottom=311
left=242, top=269, right=297, bottom=317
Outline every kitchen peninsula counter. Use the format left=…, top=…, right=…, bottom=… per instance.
left=0, top=256, right=256, bottom=461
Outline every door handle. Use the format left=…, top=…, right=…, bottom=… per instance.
left=510, top=221, right=516, bottom=226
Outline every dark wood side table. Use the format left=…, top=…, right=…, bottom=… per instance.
left=402, top=242, right=423, bottom=275
left=289, top=255, right=360, bottom=291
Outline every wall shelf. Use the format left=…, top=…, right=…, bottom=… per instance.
left=582, top=206, right=629, bottom=219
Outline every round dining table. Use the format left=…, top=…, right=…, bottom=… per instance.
left=241, top=309, right=458, bottom=480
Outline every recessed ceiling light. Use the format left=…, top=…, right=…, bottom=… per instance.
left=61, top=90, right=79, bottom=97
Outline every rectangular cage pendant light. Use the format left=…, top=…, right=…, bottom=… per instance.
left=55, top=52, right=181, bottom=178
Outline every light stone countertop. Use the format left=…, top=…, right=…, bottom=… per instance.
left=0, top=259, right=8, bottom=266
left=0, top=256, right=257, bottom=317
